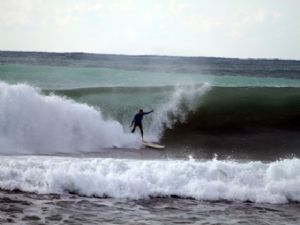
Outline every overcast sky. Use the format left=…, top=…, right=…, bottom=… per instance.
left=0, top=0, right=299, bottom=59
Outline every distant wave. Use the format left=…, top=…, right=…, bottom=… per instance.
left=1, top=51, right=300, bottom=79
left=1, top=156, right=300, bottom=203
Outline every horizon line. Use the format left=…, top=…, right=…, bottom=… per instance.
left=1, top=49, right=299, bottom=62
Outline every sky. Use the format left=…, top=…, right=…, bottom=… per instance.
left=0, top=0, right=299, bottom=59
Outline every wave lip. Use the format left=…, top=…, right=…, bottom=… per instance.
left=148, top=83, right=211, bottom=141
left=0, top=156, right=299, bottom=204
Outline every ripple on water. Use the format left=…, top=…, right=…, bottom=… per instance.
left=0, top=191, right=300, bottom=225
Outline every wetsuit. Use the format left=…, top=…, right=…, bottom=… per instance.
left=131, top=110, right=153, bottom=138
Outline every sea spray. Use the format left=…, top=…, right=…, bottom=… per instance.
left=0, top=82, right=139, bottom=153
left=148, top=83, right=211, bottom=141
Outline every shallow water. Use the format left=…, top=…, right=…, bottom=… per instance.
left=1, top=190, right=299, bottom=225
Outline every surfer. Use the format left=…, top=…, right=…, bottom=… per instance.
left=130, top=109, right=154, bottom=139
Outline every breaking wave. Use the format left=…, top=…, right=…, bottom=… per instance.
left=0, top=82, right=211, bottom=153
left=0, top=156, right=299, bottom=203
left=0, top=82, right=139, bottom=153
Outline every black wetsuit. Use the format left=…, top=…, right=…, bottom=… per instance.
left=131, top=111, right=153, bottom=138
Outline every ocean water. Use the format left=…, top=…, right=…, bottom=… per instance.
left=0, top=51, right=300, bottom=224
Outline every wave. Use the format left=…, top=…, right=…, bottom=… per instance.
left=0, top=81, right=211, bottom=153
left=0, top=81, right=299, bottom=156
left=51, top=84, right=300, bottom=156
left=167, top=86, right=300, bottom=133
left=0, top=82, right=139, bottom=153
left=159, top=86, right=300, bottom=156
left=50, top=83, right=213, bottom=142
left=0, top=156, right=300, bottom=203
left=55, top=85, right=300, bottom=134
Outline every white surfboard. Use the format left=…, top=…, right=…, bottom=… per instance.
left=142, top=140, right=165, bottom=149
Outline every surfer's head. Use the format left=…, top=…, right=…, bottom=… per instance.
left=139, top=109, right=143, bottom=114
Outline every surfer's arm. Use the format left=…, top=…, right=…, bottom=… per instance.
left=143, top=110, right=154, bottom=115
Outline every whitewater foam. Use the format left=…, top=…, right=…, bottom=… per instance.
left=0, top=156, right=299, bottom=203
left=0, top=82, right=139, bottom=153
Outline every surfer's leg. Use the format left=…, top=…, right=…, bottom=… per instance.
left=138, top=124, right=143, bottom=139
left=131, top=124, right=136, bottom=133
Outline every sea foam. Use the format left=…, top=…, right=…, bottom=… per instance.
left=0, top=156, right=299, bottom=203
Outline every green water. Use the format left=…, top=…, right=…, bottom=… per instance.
left=1, top=64, right=300, bottom=90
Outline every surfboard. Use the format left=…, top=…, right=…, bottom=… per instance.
left=142, top=140, right=165, bottom=149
